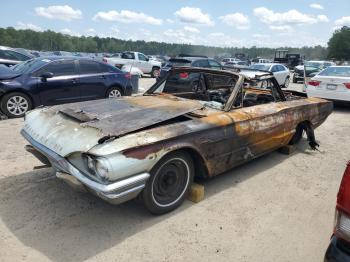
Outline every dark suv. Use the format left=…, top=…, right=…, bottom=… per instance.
left=0, top=57, right=133, bottom=118
left=157, top=57, right=223, bottom=81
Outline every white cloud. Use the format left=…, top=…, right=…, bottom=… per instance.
left=269, top=25, right=294, bottom=32
left=219, top=12, right=250, bottom=30
left=166, top=19, right=174, bottom=24
left=15, top=22, right=42, bottom=31
left=335, top=16, right=350, bottom=26
left=93, top=10, right=162, bottom=25
left=253, top=34, right=269, bottom=38
left=110, top=26, right=120, bottom=33
left=35, top=5, right=82, bottom=21
left=310, top=3, right=324, bottom=10
left=60, top=28, right=81, bottom=37
left=174, top=7, right=214, bottom=26
left=86, top=28, right=96, bottom=33
left=254, top=7, right=320, bottom=25
left=317, top=15, right=329, bottom=22
left=183, top=26, right=200, bottom=33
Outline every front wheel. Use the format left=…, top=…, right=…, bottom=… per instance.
left=142, top=151, right=194, bottom=215
left=0, top=92, right=32, bottom=118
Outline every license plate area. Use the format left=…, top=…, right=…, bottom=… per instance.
left=326, top=84, right=337, bottom=90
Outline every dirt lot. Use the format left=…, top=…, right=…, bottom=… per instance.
left=0, top=80, right=350, bottom=262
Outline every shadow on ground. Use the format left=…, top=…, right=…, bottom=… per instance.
left=0, top=139, right=320, bottom=261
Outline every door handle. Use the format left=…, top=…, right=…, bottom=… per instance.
left=99, top=75, right=106, bottom=79
left=71, top=78, right=78, bottom=84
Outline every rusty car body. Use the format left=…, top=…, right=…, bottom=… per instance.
left=21, top=67, right=333, bottom=214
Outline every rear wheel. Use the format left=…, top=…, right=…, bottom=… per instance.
left=0, top=92, right=32, bottom=118
left=107, top=87, right=123, bottom=98
left=142, top=151, right=194, bottom=215
left=151, top=67, right=160, bottom=78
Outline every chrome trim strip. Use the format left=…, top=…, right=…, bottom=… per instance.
left=21, top=129, right=150, bottom=198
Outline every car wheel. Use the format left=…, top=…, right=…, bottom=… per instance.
left=0, top=92, right=32, bottom=118
left=151, top=67, right=160, bottom=78
left=142, top=151, right=194, bottom=215
left=284, top=76, right=290, bottom=88
left=107, top=87, right=123, bottom=98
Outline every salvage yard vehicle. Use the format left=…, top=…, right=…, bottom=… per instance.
left=293, top=60, right=335, bottom=84
left=249, top=63, right=290, bottom=87
left=306, top=66, right=350, bottom=102
left=103, top=51, right=162, bottom=78
left=21, top=67, right=332, bottom=214
left=324, top=161, right=350, bottom=261
left=158, top=56, right=223, bottom=81
left=0, top=45, right=33, bottom=67
left=0, top=56, right=133, bottom=118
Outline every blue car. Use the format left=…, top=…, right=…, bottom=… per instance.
left=0, top=57, right=133, bottom=118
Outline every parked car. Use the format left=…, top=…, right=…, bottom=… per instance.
left=223, top=61, right=249, bottom=69
left=293, top=61, right=335, bottom=84
left=249, top=63, right=290, bottom=87
left=21, top=67, right=332, bottom=214
left=103, top=51, right=162, bottom=78
left=0, top=57, right=133, bottom=118
left=306, top=66, right=350, bottom=102
left=0, top=46, right=33, bottom=67
left=221, top=58, right=242, bottom=66
left=324, top=161, right=350, bottom=261
left=158, top=57, right=223, bottom=80
left=251, top=58, right=271, bottom=64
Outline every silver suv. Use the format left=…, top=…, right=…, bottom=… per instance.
left=0, top=46, right=33, bottom=67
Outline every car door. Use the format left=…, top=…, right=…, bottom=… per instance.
left=34, top=59, right=80, bottom=105
left=136, top=53, right=151, bottom=73
left=77, top=60, right=108, bottom=101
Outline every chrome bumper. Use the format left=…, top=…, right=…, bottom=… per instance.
left=21, top=130, right=150, bottom=205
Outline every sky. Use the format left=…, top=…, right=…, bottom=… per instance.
left=1, top=0, right=350, bottom=48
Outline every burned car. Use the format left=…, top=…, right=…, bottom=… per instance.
left=21, top=67, right=333, bottom=214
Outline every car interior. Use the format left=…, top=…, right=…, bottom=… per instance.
left=148, top=71, right=285, bottom=110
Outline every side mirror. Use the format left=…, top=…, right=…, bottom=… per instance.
left=146, top=57, right=149, bottom=61
left=40, top=72, right=54, bottom=80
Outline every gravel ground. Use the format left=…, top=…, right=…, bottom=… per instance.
left=0, top=80, right=349, bottom=262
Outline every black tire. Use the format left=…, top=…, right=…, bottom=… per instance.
left=142, top=151, right=194, bottom=215
left=283, top=76, right=290, bottom=88
left=0, top=92, right=32, bottom=118
left=106, top=86, right=123, bottom=98
left=151, top=67, right=160, bottom=78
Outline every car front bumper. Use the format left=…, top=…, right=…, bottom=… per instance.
left=325, top=236, right=350, bottom=262
left=21, top=130, right=150, bottom=205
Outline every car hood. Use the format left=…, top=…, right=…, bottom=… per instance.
left=22, top=95, right=204, bottom=156
left=0, top=65, right=21, bottom=80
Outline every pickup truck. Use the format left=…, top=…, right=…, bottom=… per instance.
left=103, top=51, right=162, bottom=78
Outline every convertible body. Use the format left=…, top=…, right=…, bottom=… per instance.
left=22, top=67, right=332, bottom=214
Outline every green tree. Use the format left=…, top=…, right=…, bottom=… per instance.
left=328, top=26, right=350, bottom=61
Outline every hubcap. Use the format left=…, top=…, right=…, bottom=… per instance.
left=153, top=69, right=160, bottom=77
left=151, top=158, right=190, bottom=207
left=108, top=89, right=122, bottom=98
left=285, top=77, right=290, bottom=87
left=7, top=96, right=29, bottom=116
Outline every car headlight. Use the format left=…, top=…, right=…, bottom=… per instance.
left=85, top=154, right=111, bottom=181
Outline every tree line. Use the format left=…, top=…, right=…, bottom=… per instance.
left=0, top=26, right=347, bottom=60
